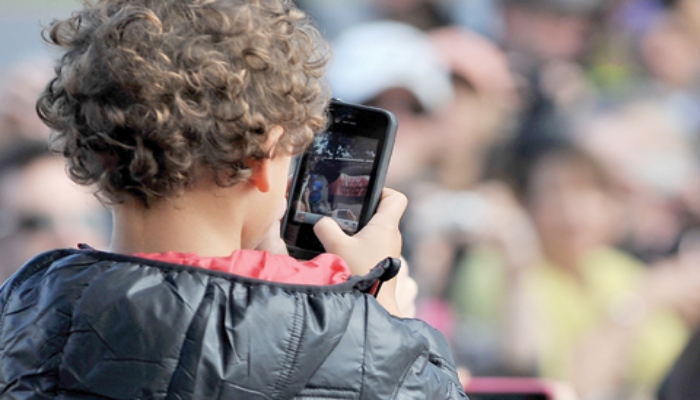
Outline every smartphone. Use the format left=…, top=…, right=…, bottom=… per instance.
left=281, top=99, right=398, bottom=260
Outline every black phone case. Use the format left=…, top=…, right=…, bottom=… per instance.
left=282, top=99, right=398, bottom=260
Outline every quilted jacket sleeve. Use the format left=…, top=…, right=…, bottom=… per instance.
left=359, top=297, right=468, bottom=400
left=394, top=318, right=467, bottom=399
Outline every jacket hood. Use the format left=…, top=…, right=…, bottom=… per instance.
left=0, top=248, right=392, bottom=399
left=133, top=249, right=352, bottom=285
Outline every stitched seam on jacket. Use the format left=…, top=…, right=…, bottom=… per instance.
left=391, top=347, right=425, bottom=400
left=359, top=295, right=368, bottom=400
left=295, top=386, right=358, bottom=400
left=0, top=250, right=70, bottom=335
left=55, top=262, right=102, bottom=396
left=0, top=255, right=84, bottom=397
left=271, top=291, right=306, bottom=398
left=164, top=274, right=220, bottom=400
left=428, top=353, right=459, bottom=375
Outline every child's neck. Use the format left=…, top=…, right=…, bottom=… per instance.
left=109, top=184, right=248, bottom=257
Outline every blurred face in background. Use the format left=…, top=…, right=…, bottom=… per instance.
left=0, top=156, right=109, bottom=282
left=374, top=0, right=446, bottom=31
left=641, top=14, right=700, bottom=89
left=526, top=152, right=622, bottom=266
left=434, top=77, right=510, bottom=189
left=577, top=103, right=696, bottom=260
left=0, top=58, right=53, bottom=142
left=366, top=88, right=442, bottom=188
left=503, top=5, right=594, bottom=63
left=428, top=26, right=519, bottom=190
left=675, top=0, right=700, bottom=41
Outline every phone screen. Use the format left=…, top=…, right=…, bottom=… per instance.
left=290, top=130, right=379, bottom=233
left=282, top=100, right=396, bottom=259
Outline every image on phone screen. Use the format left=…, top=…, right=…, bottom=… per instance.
left=289, top=129, right=379, bottom=234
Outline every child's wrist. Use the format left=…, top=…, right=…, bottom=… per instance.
left=376, top=280, right=401, bottom=317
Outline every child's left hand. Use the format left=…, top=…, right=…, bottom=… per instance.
left=255, top=218, right=288, bottom=255
left=255, top=195, right=289, bottom=255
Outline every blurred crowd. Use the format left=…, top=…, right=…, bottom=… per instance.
left=2, top=0, right=700, bottom=399
left=0, top=54, right=110, bottom=284
left=301, top=0, right=700, bottom=399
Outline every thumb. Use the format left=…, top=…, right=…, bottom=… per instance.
left=314, top=217, right=349, bottom=254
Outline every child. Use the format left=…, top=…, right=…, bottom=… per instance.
left=0, top=0, right=466, bottom=398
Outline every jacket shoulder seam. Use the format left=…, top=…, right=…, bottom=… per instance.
left=0, top=249, right=75, bottom=335
left=359, top=295, right=369, bottom=399
left=391, top=346, right=425, bottom=400
left=271, top=292, right=306, bottom=397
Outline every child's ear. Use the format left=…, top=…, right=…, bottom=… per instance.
left=247, top=125, right=285, bottom=193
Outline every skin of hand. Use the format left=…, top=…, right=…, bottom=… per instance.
left=254, top=195, right=290, bottom=255
left=255, top=217, right=289, bottom=255
left=314, top=188, right=408, bottom=316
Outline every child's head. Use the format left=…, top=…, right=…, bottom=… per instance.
left=515, top=137, right=622, bottom=260
left=37, top=0, right=330, bottom=206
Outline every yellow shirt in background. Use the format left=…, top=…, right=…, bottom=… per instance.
left=455, top=247, right=688, bottom=393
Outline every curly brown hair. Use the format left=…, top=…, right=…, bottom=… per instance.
left=37, top=0, right=330, bottom=206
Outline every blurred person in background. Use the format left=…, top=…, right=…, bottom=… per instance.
left=0, top=56, right=53, bottom=143
left=450, top=135, right=693, bottom=400
left=508, top=137, right=691, bottom=400
left=429, top=26, right=519, bottom=191
left=294, top=0, right=490, bottom=39
left=640, top=8, right=700, bottom=93
left=498, top=0, right=608, bottom=146
left=576, top=99, right=700, bottom=267
left=643, top=21, right=700, bottom=388
left=657, top=0, right=700, bottom=49
left=327, top=20, right=454, bottom=191
left=401, top=25, right=520, bottom=337
left=0, top=139, right=110, bottom=283
left=639, top=2, right=700, bottom=138
left=367, top=0, right=456, bottom=31
left=500, top=0, right=604, bottom=65
left=303, top=2, right=700, bottom=398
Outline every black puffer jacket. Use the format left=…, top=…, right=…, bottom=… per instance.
left=0, top=248, right=467, bottom=399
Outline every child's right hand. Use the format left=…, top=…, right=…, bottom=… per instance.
left=313, top=188, right=407, bottom=277
left=314, top=188, right=407, bottom=316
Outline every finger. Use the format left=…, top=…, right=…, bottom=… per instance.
left=314, top=217, right=348, bottom=252
left=365, top=188, right=408, bottom=228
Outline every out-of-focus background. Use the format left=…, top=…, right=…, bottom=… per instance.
left=300, top=1, right=700, bottom=399
left=0, top=0, right=109, bottom=283
left=3, top=0, right=700, bottom=399
left=0, top=1, right=77, bottom=70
